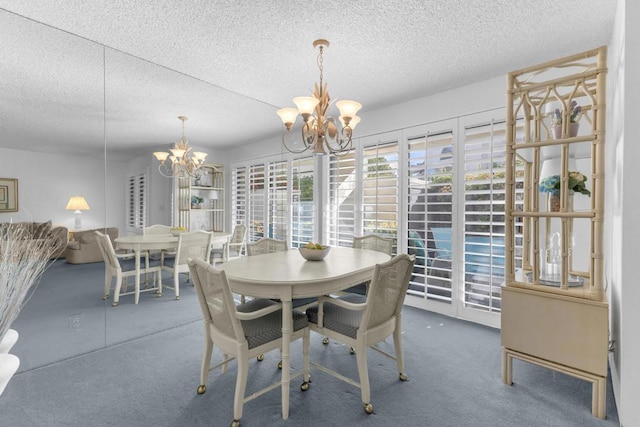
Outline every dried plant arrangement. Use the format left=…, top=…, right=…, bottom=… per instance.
left=0, top=222, right=60, bottom=342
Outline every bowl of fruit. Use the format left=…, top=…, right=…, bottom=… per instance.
left=299, top=242, right=331, bottom=261
left=170, top=227, right=188, bottom=236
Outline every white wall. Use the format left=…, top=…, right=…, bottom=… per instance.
left=607, top=1, right=640, bottom=425
left=0, top=147, right=126, bottom=232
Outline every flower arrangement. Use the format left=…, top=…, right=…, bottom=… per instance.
left=539, top=171, right=591, bottom=196
left=551, top=101, right=581, bottom=126
left=191, top=195, right=204, bottom=205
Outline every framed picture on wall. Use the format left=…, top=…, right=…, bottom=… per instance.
left=0, top=178, right=18, bottom=212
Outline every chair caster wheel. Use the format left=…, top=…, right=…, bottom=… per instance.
left=301, top=381, right=309, bottom=391
left=230, top=420, right=240, bottom=427
left=256, top=354, right=264, bottom=362
left=278, top=361, right=282, bottom=369
left=175, top=296, right=180, bottom=300
left=112, top=302, right=118, bottom=307
left=156, top=293, right=162, bottom=297
left=399, top=373, right=408, bottom=381
left=103, top=294, right=109, bottom=300
left=197, top=385, right=206, bottom=394
left=349, top=347, right=355, bottom=355
left=322, top=337, right=329, bottom=345
left=364, top=403, right=374, bottom=414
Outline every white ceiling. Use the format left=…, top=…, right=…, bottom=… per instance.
left=0, top=1, right=618, bottom=156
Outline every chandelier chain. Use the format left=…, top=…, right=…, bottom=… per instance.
left=317, top=45, right=324, bottom=89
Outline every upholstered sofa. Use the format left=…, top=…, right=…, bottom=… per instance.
left=64, top=227, right=118, bottom=264
left=0, top=221, right=68, bottom=259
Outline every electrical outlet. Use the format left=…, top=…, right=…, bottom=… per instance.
left=68, top=313, right=82, bottom=331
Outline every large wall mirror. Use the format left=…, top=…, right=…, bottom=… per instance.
left=0, top=9, right=264, bottom=371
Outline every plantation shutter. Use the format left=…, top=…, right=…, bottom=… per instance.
left=291, top=156, right=315, bottom=248
left=462, top=119, right=524, bottom=312
left=361, top=141, right=399, bottom=241
left=406, top=130, right=454, bottom=301
left=248, top=164, right=266, bottom=243
left=232, top=166, right=247, bottom=228
left=126, top=170, right=147, bottom=230
left=326, top=151, right=357, bottom=247
left=268, top=160, right=288, bottom=241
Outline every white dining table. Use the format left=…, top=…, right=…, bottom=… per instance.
left=219, top=246, right=391, bottom=420
left=115, top=232, right=231, bottom=296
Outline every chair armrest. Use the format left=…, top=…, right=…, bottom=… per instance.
left=235, top=301, right=283, bottom=320
left=318, top=295, right=367, bottom=311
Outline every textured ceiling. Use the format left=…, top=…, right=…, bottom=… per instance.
left=0, top=0, right=617, bottom=156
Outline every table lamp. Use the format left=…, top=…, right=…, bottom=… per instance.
left=66, top=196, right=90, bottom=229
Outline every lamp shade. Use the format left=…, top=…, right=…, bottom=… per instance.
left=539, top=157, right=578, bottom=181
left=66, top=196, right=90, bottom=211
left=336, top=100, right=362, bottom=119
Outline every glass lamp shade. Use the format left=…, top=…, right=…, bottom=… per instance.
left=339, top=115, right=361, bottom=130
left=336, top=100, right=362, bottom=119
left=293, top=97, right=320, bottom=116
left=153, top=151, right=170, bottom=162
left=277, top=108, right=300, bottom=126
left=192, top=152, right=208, bottom=162
left=170, top=148, right=186, bottom=159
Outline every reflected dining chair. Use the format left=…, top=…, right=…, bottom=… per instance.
left=188, top=258, right=310, bottom=427
left=161, top=230, right=212, bottom=300
left=143, top=224, right=174, bottom=260
left=306, top=253, right=415, bottom=414
left=211, top=224, right=246, bottom=266
left=95, top=231, right=161, bottom=306
left=246, top=237, right=287, bottom=256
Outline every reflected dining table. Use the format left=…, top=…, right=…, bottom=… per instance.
left=219, top=246, right=391, bottom=420
left=114, top=232, right=231, bottom=296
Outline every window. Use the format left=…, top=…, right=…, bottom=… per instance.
left=126, top=170, right=147, bottom=230
left=326, top=151, right=357, bottom=247
left=362, top=141, right=399, bottom=240
left=406, top=129, right=454, bottom=302
left=248, top=164, right=266, bottom=242
left=291, top=157, right=315, bottom=248
left=231, top=166, right=247, bottom=228
left=268, top=160, right=288, bottom=241
left=462, top=118, right=524, bottom=313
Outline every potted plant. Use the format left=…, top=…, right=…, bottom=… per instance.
left=191, top=195, right=204, bottom=209
left=539, top=170, right=590, bottom=211
left=551, top=101, right=581, bottom=139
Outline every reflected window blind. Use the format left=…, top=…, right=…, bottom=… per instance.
left=268, top=160, right=288, bottom=242
left=361, top=141, right=399, bottom=240
left=326, top=151, right=357, bottom=247
left=126, top=171, right=147, bottom=230
left=291, top=157, right=314, bottom=248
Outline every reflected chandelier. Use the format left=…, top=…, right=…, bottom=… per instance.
left=153, top=116, right=208, bottom=178
left=277, top=39, right=362, bottom=155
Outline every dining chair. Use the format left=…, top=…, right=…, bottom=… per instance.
left=343, top=235, right=394, bottom=296
left=188, top=258, right=310, bottom=427
left=211, top=224, right=246, bottom=266
left=95, top=231, right=162, bottom=306
left=161, top=230, right=213, bottom=300
left=142, top=224, right=174, bottom=260
left=246, top=237, right=287, bottom=256
left=306, top=253, right=415, bottom=414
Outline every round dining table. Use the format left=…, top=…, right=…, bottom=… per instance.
left=219, top=246, right=390, bottom=420
left=115, top=232, right=231, bottom=298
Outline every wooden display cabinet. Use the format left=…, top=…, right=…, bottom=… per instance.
left=502, top=46, right=609, bottom=419
left=177, top=163, right=224, bottom=232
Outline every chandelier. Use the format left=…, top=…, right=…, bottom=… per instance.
left=277, top=39, right=362, bottom=155
left=153, top=116, right=208, bottom=178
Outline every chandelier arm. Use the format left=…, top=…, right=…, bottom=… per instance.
left=281, top=130, right=312, bottom=154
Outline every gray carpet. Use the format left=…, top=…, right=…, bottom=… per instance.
left=0, top=261, right=619, bottom=426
